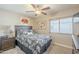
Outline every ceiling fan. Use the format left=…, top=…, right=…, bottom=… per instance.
left=25, top=4, right=50, bottom=16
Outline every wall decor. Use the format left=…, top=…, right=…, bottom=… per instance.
left=21, top=18, right=28, bottom=24
left=40, top=22, right=45, bottom=29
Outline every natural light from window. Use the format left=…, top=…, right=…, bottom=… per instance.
left=50, top=17, right=73, bottom=34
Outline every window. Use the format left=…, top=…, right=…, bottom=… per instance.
left=50, top=17, right=72, bottom=34
left=73, top=17, right=79, bottom=23
left=50, top=20, right=59, bottom=32
left=60, top=18, right=72, bottom=34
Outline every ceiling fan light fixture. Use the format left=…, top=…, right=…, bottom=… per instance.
left=35, top=11, right=41, bottom=14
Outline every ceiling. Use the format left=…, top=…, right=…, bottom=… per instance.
left=0, top=4, right=79, bottom=18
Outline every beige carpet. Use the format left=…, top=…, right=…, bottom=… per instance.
left=0, top=44, right=72, bottom=54
left=47, top=44, right=72, bottom=54
left=0, top=46, right=25, bottom=54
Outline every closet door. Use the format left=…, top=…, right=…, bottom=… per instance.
left=0, top=38, right=2, bottom=50
left=72, top=12, right=79, bottom=53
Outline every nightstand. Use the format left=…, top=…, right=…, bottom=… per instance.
left=0, top=36, right=15, bottom=52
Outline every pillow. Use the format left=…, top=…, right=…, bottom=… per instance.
left=19, top=29, right=28, bottom=35
left=28, top=32, right=33, bottom=35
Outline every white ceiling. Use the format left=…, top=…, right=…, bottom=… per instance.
left=0, top=4, right=79, bottom=18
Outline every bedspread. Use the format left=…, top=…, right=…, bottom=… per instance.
left=16, top=33, right=51, bottom=54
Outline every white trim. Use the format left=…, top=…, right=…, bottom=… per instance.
left=54, top=42, right=73, bottom=49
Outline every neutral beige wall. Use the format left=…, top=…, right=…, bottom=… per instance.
left=31, top=16, right=51, bottom=34
left=51, top=7, right=79, bottom=19
left=0, top=9, right=31, bottom=31
left=73, top=22, right=79, bottom=35
left=32, top=6, right=79, bottom=48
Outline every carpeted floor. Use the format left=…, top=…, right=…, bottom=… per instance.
left=47, top=44, right=72, bottom=54
left=0, top=44, right=72, bottom=54
left=0, top=46, right=25, bottom=54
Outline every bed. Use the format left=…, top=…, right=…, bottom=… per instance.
left=15, top=25, right=52, bottom=54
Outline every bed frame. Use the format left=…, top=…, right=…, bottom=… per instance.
left=15, top=25, right=52, bottom=54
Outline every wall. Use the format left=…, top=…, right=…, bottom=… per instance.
left=32, top=7, right=79, bottom=49
left=73, top=22, right=79, bottom=35
left=31, top=16, right=51, bottom=34
left=0, top=9, right=31, bottom=31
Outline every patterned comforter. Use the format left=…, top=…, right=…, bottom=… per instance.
left=16, top=33, right=51, bottom=54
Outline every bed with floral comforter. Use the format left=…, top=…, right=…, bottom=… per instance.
left=15, top=26, right=52, bottom=54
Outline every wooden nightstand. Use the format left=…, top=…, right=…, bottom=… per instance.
left=0, top=37, right=15, bottom=52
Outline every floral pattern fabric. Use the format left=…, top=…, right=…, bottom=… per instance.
left=16, top=27, right=51, bottom=54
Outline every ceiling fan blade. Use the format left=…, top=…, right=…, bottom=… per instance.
left=31, top=4, right=36, bottom=9
left=42, top=7, right=50, bottom=10
left=41, top=12, right=47, bottom=15
left=36, top=5, right=40, bottom=8
left=25, top=11, right=35, bottom=12
left=35, top=14, right=38, bottom=16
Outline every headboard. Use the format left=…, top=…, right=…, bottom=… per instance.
left=15, top=25, right=32, bottom=37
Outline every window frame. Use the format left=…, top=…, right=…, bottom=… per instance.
left=59, top=17, right=73, bottom=34
left=49, top=17, right=73, bottom=34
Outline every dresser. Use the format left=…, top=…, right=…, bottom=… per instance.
left=0, top=36, right=15, bottom=52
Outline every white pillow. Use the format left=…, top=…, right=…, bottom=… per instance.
left=28, top=32, right=33, bottom=35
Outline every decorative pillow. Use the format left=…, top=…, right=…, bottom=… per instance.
left=28, top=32, right=33, bottom=35
left=18, top=29, right=28, bottom=35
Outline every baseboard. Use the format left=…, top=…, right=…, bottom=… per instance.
left=54, top=42, right=73, bottom=49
